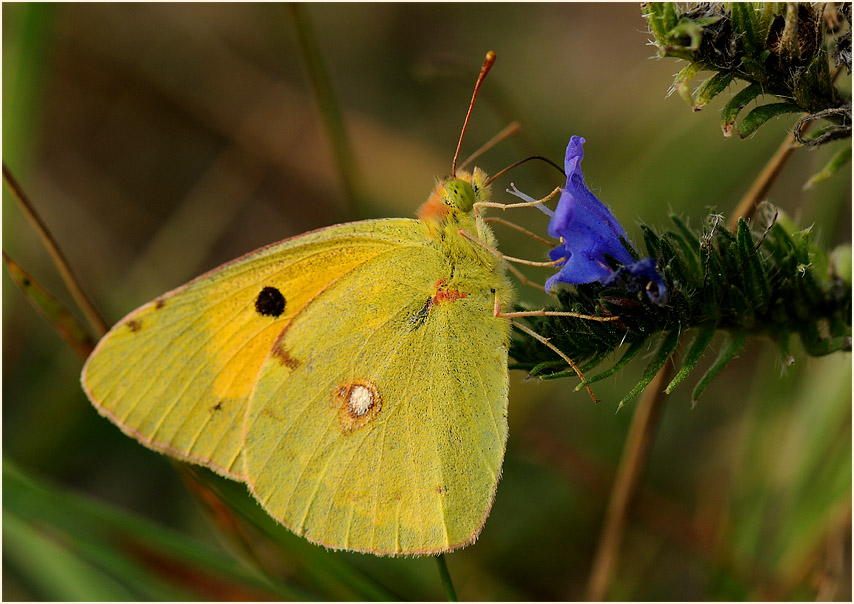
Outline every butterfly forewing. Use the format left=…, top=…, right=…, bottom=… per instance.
left=82, top=219, right=421, bottom=480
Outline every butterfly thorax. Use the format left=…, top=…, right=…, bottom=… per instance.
left=416, top=168, right=514, bottom=306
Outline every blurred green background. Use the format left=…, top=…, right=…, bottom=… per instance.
left=3, top=3, right=851, bottom=601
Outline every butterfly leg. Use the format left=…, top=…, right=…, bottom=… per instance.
left=483, top=216, right=553, bottom=246
left=492, top=290, right=599, bottom=402
left=473, top=185, right=560, bottom=215
left=459, top=229, right=566, bottom=269
left=457, top=229, right=549, bottom=292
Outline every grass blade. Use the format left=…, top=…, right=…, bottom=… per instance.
left=436, top=554, right=458, bottom=601
left=3, top=252, right=95, bottom=359
left=3, top=164, right=108, bottom=336
left=288, top=4, right=364, bottom=218
left=3, top=460, right=307, bottom=601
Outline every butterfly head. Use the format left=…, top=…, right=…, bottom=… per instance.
left=417, top=167, right=491, bottom=230
left=443, top=179, right=475, bottom=212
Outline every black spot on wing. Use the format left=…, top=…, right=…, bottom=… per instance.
left=255, top=286, right=286, bottom=317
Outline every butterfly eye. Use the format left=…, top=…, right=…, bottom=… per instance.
left=444, top=179, right=475, bottom=212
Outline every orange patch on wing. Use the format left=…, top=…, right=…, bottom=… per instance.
left=432, top=278, right=467, bottom=305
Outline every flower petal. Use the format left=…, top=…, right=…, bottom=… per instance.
left=547, top=136, right=635, bottom=282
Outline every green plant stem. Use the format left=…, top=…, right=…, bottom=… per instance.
left=586, top=360, right=675, bottom=601
left=288, top=3, right=364, bottom=219
left=3, top=163, right=108, bottom=338
left=436, top=554, right=458, bottom=602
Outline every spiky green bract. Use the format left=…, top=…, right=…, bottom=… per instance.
left=509, top=211, right=852, bottom=404
left=643, top=3, right=851, bottom=147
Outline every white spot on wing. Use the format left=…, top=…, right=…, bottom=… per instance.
left=349, top=384, right=374, bottom=416
left=334, top=379, right=382, bottom=433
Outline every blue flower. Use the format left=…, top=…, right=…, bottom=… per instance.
left=509, top=136, right=667, bottom=305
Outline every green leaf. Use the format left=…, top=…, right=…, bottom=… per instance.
left=700, top=239, right=726, bottom=318
left=577, top=339, right=645, bottom=390
left=756, top=2, right=782, bottom=43
left=730, top=2, right=761, bottom=56
left=721, top=83, right=763, bottom=137
left=618, top=328, right=681, bottom=409
left=794, top=55, right=835, bottom=111
left=642, top=225, right=663, bottom=258
left=737, top=102, right=803, bottom=139
left=804, top=145, right=852, bottom=189
left=736, top=219, right=770, bottom=310
left=665, top=225, right=702, bottom=283
left=831, top=245, right=852, bottom=288
left=643, top=2, right=680, bottom=43
left=668, top=18, right=706, bottom=52
left=671, top=62, right=703, bottom=105
left=665, top=324, right=716, bottom=393
left=529, top=359, right=573, bottom=378
left=693, top=71, right=734, bottom=111
left=727, top=284, right=755, bottom=326
left=3, top=252, right=95, bottom=359
left=691, top=331, right=747, bottom=405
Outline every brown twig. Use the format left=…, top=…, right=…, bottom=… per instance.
left=728, top=64, right=845, bottom=228
left=727, top=129, right=805, bottom=229
left=586, top=361, right=676, bottom=601
left=523, top=427, right=717, bottom=556
left=3, top=163, right=109, bottom=338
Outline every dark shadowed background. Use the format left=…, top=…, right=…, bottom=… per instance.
left=3, top=3, right=851, bottom=600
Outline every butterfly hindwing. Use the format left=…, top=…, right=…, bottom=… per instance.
left=244, top=235, right=511, bottom=554
left=82, top=218, right=424, bottom=480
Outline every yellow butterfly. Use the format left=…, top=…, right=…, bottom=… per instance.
left=82, top=52, right=518, bottom=555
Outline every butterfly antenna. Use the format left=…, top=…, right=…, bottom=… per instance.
left=484, top=155, right=566, bottom=186
left=452, top=50, right=497, bottom=178
left=458, top=121, right=521, bottom=171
